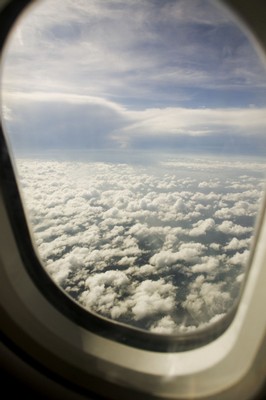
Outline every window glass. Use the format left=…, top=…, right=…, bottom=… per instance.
left=1, top=0, right=266, bottom=334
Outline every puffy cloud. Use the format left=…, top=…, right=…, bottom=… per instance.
left=128, top=264, right=155, bottom=277
left=128, top=223, right=170, bottom=242
left=224, top=237, right=251, bottom=250
left=150, top=316, right=177, bottom=334
left=149, top=251, right=179, bottom=270
left=215, top=200, right=258, bottom=219
left=216, top=220, right=253, bottom=236
left=150, top=243, right=206, bottom=269
left=191, top=192, right=220, bottom=203
left=223, top=189, right=263, bottom=202
left=209, top=243, right=221, bottom=251
left=189, top=218, right=215, bottom=237
left=198, top=180, right=220, bottom=189
left=46, top=258, right=70, bottom=286
left=182, top=277, right=231, bottom=322
left=130, top=279, right=176, bottom=321
left=80, top=270, right=130, bottom=318
left=174, top=198, right=188, bottom=213
left=229, top=250, right=250, bottom=266
left=214, top=208, right=232, bottom=219
left=85, top=270, right=129, bottom=289
left=191, top=256, right=219, bottom=273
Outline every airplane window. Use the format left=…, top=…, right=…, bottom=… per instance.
left=1, top=0, right=266, bottom=339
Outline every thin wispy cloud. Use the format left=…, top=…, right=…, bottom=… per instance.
left=3, top=91, right=266, bottom=153
left=2, top=0, right=266, bottom=153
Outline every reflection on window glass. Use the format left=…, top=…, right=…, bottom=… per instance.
left=1, top=0, right=266, bottom=334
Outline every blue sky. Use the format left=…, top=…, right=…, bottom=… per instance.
left=2, top=0, right=266, bottom=154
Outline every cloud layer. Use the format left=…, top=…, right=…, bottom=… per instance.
left=17, top=154, right=265, bottom=333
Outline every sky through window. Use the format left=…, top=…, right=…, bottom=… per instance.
left=1, top=0, right=266, bottom=334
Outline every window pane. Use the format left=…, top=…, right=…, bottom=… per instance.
left=1, top=0, right=266, bottom=335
